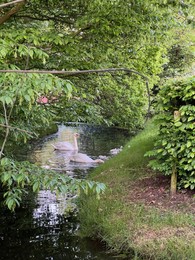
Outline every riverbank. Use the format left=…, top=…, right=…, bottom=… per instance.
left=77, top=120, right=195, bottom=260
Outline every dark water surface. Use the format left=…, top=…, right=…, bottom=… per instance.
left=0, top=124, right=132, bottom=260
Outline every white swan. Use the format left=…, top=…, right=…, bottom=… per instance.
left=69, top=153, right=104, bottom=164
left=52, top=133, right=79, bottom=151
left=110, top=146, right=123, bottom=155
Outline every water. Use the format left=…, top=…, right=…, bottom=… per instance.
left=0, top=124, right=131, bottom=260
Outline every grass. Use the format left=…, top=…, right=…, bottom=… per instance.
left=77, top=120, right=195, bottom=260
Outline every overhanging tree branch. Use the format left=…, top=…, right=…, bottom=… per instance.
left=0, top=0, right=26, bottom=25
left=0, top=67, right=148, bottom=80
left=0, top=124, right=34, bottom=136
left=0, top=67, right=151, bottom=121
left=0, top=0, right=24, bottom=8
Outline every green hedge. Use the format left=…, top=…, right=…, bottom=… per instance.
left=146, top=76, right=195, bottom=189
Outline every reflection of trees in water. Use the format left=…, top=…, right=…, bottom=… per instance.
left=0, top=189, right=95, bottom=260
left=33, top=190, right=74, bottom=223
left=0, top=206, right=92, bottom=260
left=78, top=125, right=132, bottom=156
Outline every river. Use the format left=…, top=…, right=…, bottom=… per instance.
left=0, top=124, right=131, bottom=260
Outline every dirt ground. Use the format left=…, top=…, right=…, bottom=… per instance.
left=127, top=174, right=195, bottom=214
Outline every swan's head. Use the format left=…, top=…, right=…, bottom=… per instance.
left=95, top=159, right=104, bottom=164
left=73, top=133, right=80, bottom=138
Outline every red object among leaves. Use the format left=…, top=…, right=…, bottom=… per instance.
left=37, top=96, right=49, bottom=104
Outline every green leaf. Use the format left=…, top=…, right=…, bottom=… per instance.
left=0, top=157, right=10, bottom=166
left=7, top=199, right=15, bottom=211
left=174, top=121, right=182, bottom=127
left=32, top=182, right=40, bottom=192
left=24, top=95, right=31, bottom=102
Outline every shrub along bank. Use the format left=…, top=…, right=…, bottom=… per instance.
left=146, top=77, right=195, bottom=191
left=77, top=120, right=195, bottom=260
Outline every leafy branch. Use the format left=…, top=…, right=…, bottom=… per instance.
left=0, top=68, right=151, bottom=121
left=0, top=67, right=148, bottom=79
left=0, top=124, right=34, bottom=135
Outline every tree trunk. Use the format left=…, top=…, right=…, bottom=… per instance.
left=170, top=110, right=181, bottom=196
left=170, top=163, right=177, bottom=196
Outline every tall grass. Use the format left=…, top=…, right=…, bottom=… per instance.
left=77, top=120, right=195, bottom=260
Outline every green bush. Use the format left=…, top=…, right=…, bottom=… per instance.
left=146, top=76, right=195, bottom=189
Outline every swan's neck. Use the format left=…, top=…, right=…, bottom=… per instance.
left=73, top=136, right=78, bottom=150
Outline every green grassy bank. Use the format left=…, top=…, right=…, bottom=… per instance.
left=77, top=120, right=195, bottom=260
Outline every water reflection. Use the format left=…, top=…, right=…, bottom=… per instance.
left=0, top=124, right=132, bottom=260
left=33, top=190, right=74, bottom=223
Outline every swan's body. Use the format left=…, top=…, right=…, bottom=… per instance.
left=110, top=147, right=123, bottom=155
left=70, top=153, right=104, bottom=164
left=52, top=133, right=79, bottom=151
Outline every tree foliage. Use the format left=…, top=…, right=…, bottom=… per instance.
left=2, top=0, right=192, bottom=129
left=146, top=77, right=195, bottom=190
left=0, top=157, right=106, bottom=211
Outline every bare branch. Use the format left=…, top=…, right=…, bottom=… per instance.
left=0, top=0, right=24, bottom=8
left=0, top=123, right=34, bottom=136
left=0, top=103, right=10, bottom=158
left=0, top=68, right=149, bottom=80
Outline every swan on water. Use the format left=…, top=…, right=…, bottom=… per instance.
left=69, top=153, right=104, bottom=164
left=51, top=133, right=79, bottom=151
left=110, top=146, right=123, bottom=155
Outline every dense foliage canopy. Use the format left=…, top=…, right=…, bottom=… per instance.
left=1, top=0, right=194, bottom=130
